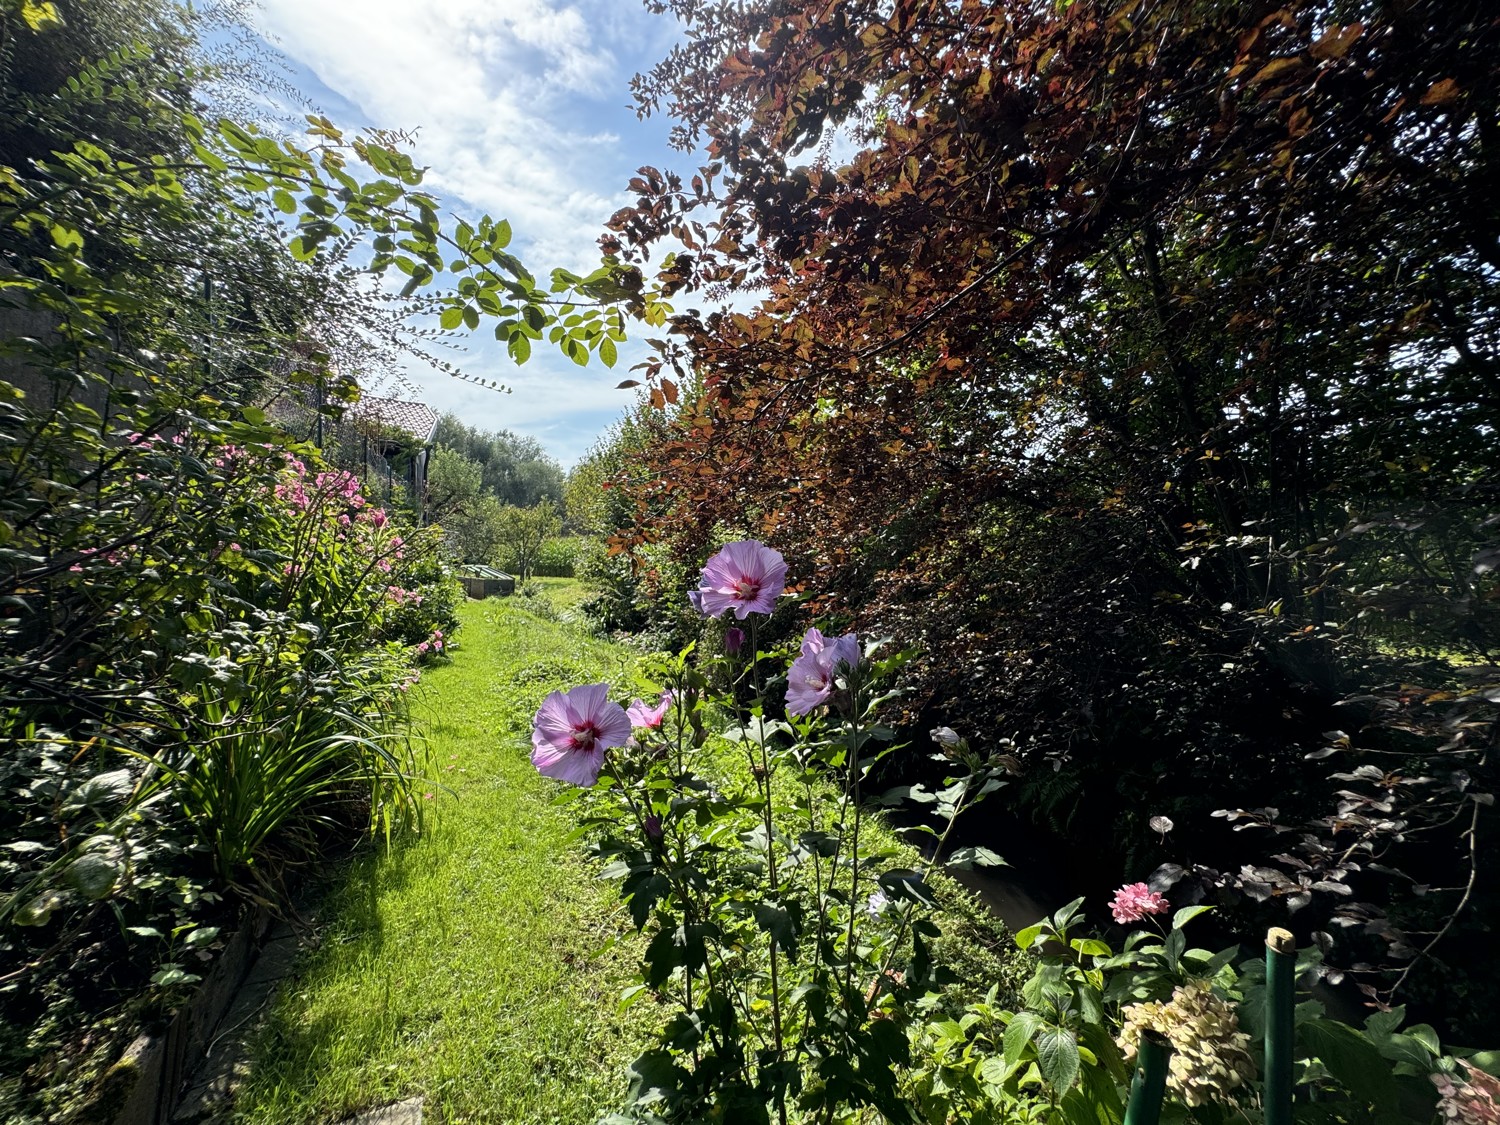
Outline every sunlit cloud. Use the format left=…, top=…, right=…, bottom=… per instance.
left=250, top=0, right=686, bottom=465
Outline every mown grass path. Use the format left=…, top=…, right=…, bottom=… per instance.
left=237, top=594, right=647, bottom=1124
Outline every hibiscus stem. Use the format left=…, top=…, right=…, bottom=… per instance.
left=748, top=616, right=788, bottom=1122
left=841, top=662, right=864, bottom=1009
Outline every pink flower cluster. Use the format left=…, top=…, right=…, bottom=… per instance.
left=386, top=585, right=424, bottom=607
left=1110, top=882, right=1170, bottom=925
left=69, top=544, right=132, bottom=572
left=125, top=430, right=186, bottom=448
left=1433, top=1061, right=1500, bottom=1123
left=415, top=629, right=445, bottom=656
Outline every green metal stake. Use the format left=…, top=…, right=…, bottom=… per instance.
left=1265, top=926, right=1296, bottom=1125
left=1123, top=1030, right=1170, bottom=1125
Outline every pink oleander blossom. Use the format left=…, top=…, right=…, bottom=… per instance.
left=531, top=683, right=632, bottom=786
left=1110, top=882, right=1170, bottom=925
left=786, top=627, right=860, bottom=716
left=627, top=690, right=674, bottom=730
left=697, top=540, right=787, bottom=619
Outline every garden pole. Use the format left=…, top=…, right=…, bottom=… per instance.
left=1122, top=1030, right=1170, bottom=1125
left=1265, top=926, right=1296, bottom=1125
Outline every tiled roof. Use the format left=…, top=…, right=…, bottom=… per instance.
left=348, top=396, right=439, bottom=444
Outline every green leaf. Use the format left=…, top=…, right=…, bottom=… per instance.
left=65, top=853, right=118, bottom=900
left=49, top=222, right=83, bottom=251
left=508, top=333, right=531, bottom=364
left=1299, top=1018, right=1401, bottom=1120
left=617, top=983, right=649, bottom=1013
left=1034, top=1026, right=1080, bottom=1093
left=1406, top=1024, right=1442, bottom=1055
left=946, top=845, right=1007, bottom=870
left=15, top=891, right=65, bottom=927
left=1171, top=904, right=1212, bottom=930
left=599, top=336, right=618, bottom=368
left=439, top=305, right=464, bottom=331
left=625, top=1049, right=684, bottom=1109
left=493, top=218, right=512, bottom=249
left=1070, top=937, right=1111, bottom=957
left=1015, top=922, right=1045, bottom=950
left=150, top=965, right=202, bottom=988
left=878, top=867, right=939, bottom=907
left=20, top=1, right=65, bottom=31
left=1004, top=1011, right=1043, bottom=1065
left=1163, top=926, right=1186, bottom=970
left=752, top=902, right=801, bottom=960
left=1363, top=1005, right=1406, bottom=1041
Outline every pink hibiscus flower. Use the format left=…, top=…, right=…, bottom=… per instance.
left=697, top=540, right=787, bottom=619
left=786, top=626, right=860, bottom=716
left=627, top=690, right=675, bottom=729
left=531, top=683, right=632, bottom=786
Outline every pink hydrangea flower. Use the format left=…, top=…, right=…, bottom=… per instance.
left=627, top=690, right=674, bottom=729
left=786, top=626, right=860, bottom=716
left=531, top=683, right=632, bottom=786
left=697, top=540, right=787, bottom=619
left=1110, top=883, right=1170, bottom=925
left=1433, top=1060, right=1500, bottom=1123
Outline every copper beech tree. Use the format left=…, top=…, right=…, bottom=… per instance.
left=603, top=0, right=1499, bottom=1033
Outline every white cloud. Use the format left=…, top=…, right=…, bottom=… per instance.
left=250, top=0, right=687, bottom=465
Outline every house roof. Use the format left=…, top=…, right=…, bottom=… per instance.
left=348, top=396, right=439, bottom=445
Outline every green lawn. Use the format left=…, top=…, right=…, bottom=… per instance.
left=522, top=575, right=594, bottom=617
left=236, top=597, right=649, bottom=1124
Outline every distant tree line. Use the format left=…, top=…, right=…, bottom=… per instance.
left=425, top=413, right=567, bottom=576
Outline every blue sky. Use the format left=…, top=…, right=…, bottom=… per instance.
left=250, top=0, right=694, bottom=467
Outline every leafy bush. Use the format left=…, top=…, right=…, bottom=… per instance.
left=532, top=539, right=1495, bottom=1123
